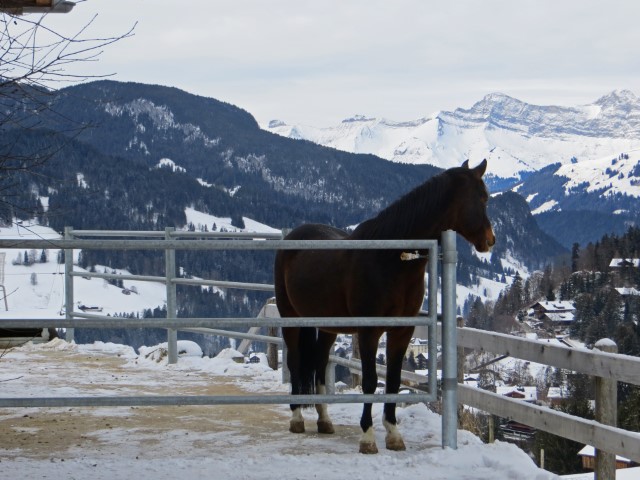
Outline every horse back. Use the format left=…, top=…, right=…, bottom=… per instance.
left=282, top=223, right=348, bottom=241
left=275, top=224, right=351, bottom=319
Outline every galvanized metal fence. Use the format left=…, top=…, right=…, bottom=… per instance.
left=0, top=228, right=460, bottom=449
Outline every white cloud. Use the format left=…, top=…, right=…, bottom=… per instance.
left=42, top=0, right=640, bottom=125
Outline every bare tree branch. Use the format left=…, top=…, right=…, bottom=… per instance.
left=0, top=7, right=136, bottom=226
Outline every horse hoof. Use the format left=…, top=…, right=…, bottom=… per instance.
left=359, top=442, right=379, bottom=454
left=386, top=435, right=406, bottom=451
left=289, top=420, right=305, bottom=434
left=317, top=420, right=335, bottom=434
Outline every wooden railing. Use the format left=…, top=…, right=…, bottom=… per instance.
left=456, top=326, right=640, bottom=477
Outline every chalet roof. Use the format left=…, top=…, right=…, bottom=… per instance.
left=609, top=258, right=640, bottom=268
left=533, top=301, right=575, bottom=312
left=544, top=312, right=575, bottom=323
left=615, top=287, right=640, bottom=296
left=546, top=387, right=566, bottom=400
left=578, top=445, right=631, bottom=463
left=496, top=386, right=537, bottom=402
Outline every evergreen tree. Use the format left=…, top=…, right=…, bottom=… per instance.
left=534, top=373, right=594, bottom=475
left=571, top=243, right=580, bottom=273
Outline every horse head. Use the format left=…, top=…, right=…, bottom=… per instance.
left=450, top=159, right=495, bottom=253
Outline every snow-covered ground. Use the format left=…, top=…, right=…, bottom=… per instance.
left=0, top=339, right=558, bottom=480
left=0, top=211, right=280, bottom=320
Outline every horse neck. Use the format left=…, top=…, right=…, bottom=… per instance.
left=351, top=175, right=456, bottom=241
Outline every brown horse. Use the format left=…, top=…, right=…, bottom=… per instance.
left=274, top=160, right=495, bottom=454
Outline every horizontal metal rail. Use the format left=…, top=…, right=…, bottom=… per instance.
left=70, top=230, right=284, bottom=239
left=0, top=238, right=438, bottom=251
left=0, top=315, right=436, bottom=329
left=180, top=328, right=284, bottom=345
left=330, top=355, right=435, bottom=400
left=459, top=385, right=640, bottom=463
left=0, top=393, right=430, bottom=409
left=458, top=327, right=640, bottom=386
left=71, top=270, right=276, bottom=292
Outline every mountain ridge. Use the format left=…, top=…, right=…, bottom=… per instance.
left=264, top=90, right=640, bottom=180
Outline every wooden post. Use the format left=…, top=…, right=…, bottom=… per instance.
left=594, top=338, right=617, bottom=480
left=267, top=326, right=278, bottom=370
left=351, top=333, right=361, bottom=387
left=488, top=415, right=495, bottom=443
left=457, top=316, right=465, bottom=428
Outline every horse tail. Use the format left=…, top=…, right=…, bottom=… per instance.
left=297, top=327, right=318, bottom=396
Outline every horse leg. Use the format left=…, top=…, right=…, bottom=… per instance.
left=382, top=327, right=413, bottom=451
left=357, top=328, right=383, bottom=454
left=313, top=330, right=337, bottom=434
left=282, top=327, right=306, bottom=434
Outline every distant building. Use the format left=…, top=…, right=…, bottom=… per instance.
left=578, top=445, right=637, bottom=470
left=496, top=385, right=538, bottom=403
left=406, top=337, right=428, bottom=357
left=531, top=301, right=575, bottom=332
left=609, top=258, right=640, bottom=268
left=615, top=287, right=640, bottom=297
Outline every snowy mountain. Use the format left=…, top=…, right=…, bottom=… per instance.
left=264, top=90, right=640, bottom=181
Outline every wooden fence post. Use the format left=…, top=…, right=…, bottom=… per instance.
left=594, top=338, right=618, bottom=480
left=267, top=326, right=278, bottom=370
left=457, top=316, right=465, bottom=428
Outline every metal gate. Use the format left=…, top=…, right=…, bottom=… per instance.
left=0, top=228, right=459, bottom=449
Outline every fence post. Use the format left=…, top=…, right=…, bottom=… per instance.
left=165, top=227, right=178, bottom=364
left=594, top=338, right=618, bottom=480
left=457, top=316, right=465, bottom=428
left=326, top=360, right=336, bottom=395
left=441, top=229, right=458, bottom=449
left=64, top=227, right=74, bottom=343
left=267, top=326, right=279, bottom=370
left=280, top=229, right=291, bottom=385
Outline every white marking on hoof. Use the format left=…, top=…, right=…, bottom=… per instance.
left=315, top=385, right=335, bottom=434
left=359, top=427, right=378, bottom=454
left=383, top=417, right=406, bottom=451
left=289, top=407, right=305, bottom=434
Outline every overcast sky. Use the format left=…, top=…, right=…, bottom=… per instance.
left=44, top=0, right=640, bottom=126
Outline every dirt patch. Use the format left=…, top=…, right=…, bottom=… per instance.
left=0, top=348, right=290, bottom=459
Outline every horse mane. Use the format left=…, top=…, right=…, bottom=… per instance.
left=350, top=167, right=461, bottom=240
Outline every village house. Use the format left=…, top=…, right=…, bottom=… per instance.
left=609, top=258, right=640, bottom=269
left=531, top=300, right=576, bottom=332
left=615, top=287, right=640, bottom=297
left=406, top=337, right=428, bottom=357
left=578, top=445, right=638, bottom=471
left=609, top=258, right=640, bottom=286
left=496, top=385, right=538, bottom=403
left=545, top=386, right=568, bottom=406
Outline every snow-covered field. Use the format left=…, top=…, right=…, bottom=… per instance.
left=0, top=210, right=279, bottom=320
left=0, top=339, right=558, bottom=480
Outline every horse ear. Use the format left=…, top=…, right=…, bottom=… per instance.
left=462, top=160, right=470, bottom=169
left=473, top=159, right=487, bottom=178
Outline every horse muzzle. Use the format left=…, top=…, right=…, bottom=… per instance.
left=475, top=228, right=496, bottom=253
left=485, top=229, right=496, bottom=251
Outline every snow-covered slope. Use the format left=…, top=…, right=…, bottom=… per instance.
left=264, top=90, right=640, bottom=180
left=555, top=152, right=640, bottom=199
left=0, top=211, right=280, bottom=320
